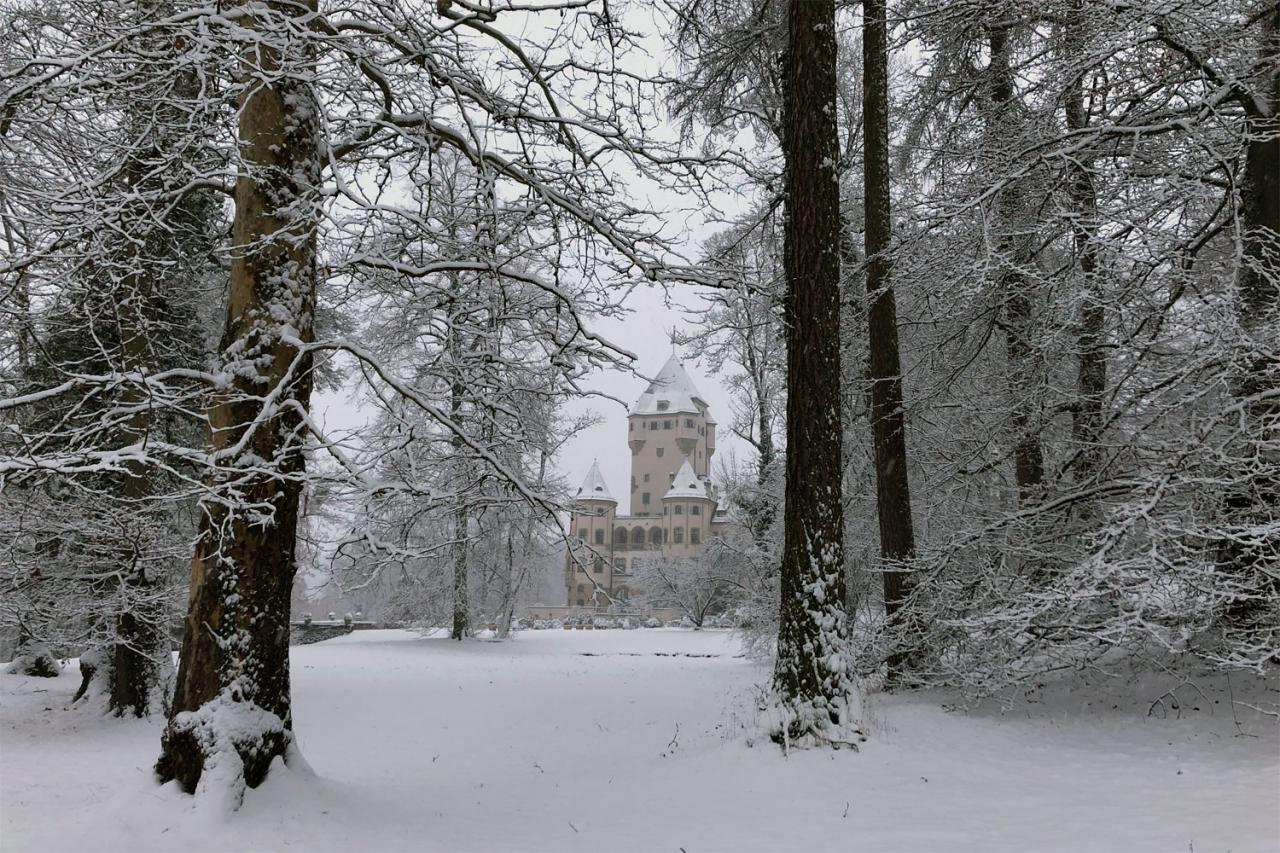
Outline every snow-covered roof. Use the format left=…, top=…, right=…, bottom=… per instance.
left=631, top=355, right=708, bottom=416
left=575, top=459, right=615, bottom=503
left=664, top=459, right=709, bottom=500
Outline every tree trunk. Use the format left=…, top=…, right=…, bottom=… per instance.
left=1063, top=13, right=1107, bottom=486
left=451, top=500, right=470, bottom=641
left=770, top=0, right=857, bottom=747
left=1220, top=6, right=1279, bottom=626
left=156, top=0, right=319, bottom=798
left=988, top=24, right=1044, bottom=498
left=864, top=0, right=917, bottom=663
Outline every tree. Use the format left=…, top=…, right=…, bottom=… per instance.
left=863, top=0, right=917, bottom=669
left=154, top=0, right=322, bottom=797
left=768, top=0, right=860, bottom=748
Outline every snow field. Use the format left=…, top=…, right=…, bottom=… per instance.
left=2, top=628, right=1277, bottom=852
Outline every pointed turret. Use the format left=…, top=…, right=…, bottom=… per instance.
left=663, top=458, right=708, bottom=500
left=575, top=459, right=615, bottom=503
left=631, top=354, right=708, bottom=416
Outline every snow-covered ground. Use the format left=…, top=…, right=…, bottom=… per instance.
left=2, top=629, right=1277, bottom=852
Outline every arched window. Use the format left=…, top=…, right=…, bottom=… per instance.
left=632, top=527, right=644, bottom=546
left=614, top=527, right=628, bottom=548
left=649, top=526, right=663, bottom=546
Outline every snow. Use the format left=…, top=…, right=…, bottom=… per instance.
left=574, top=458, right=616, bottom=503
left=3, top=629, right=1277, bottom=852
left=664, top=458, right=710, bottom=500
left=630, top=355, right=709, bottom=416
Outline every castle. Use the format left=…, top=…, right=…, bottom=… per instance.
left=562, top=355, right=731, bottom=610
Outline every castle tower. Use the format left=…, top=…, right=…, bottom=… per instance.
left=627, top=355, right=717, bottom=517
left=565, top=460, right=617, bottom=608
left=660, top=459, right=716, bottom=559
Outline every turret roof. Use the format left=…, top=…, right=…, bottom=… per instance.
left=664, top=458, right=709, bottom=500
left=631, top=355, right=707, bottom=416
left=575, top=459, right=615, bottom=503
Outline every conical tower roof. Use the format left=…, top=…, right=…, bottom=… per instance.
left=574, top=459, right=615, bottom=503
left=664, top=458, right=708, bottom=500
left=631, top=355, right=707, bottom=416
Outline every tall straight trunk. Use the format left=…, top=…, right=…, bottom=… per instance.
left=771, top=0, right=857, bottom=747
left=451, top=499, right=470, bottom=640
left=110, top=77, right=166, bottom=718
left=156, top=0, right=320, bottom=797
left=988, top=25, right=1045, bottom=497
left=449, top=316, right=469, bottom=641
left=863, top=0, right=917, bottom=643
left=1063, top=13, right=1107, bottom=484
left=1220, top=6, right=1279, bottom=623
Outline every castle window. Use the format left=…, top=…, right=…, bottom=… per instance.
left=673, top=527, right=684, bottom=543
left=577, top=598, right=585, bottom=607
left=629, top=422, right=633, bottom=431
left=649, top=526, right=663, bottom=545
left=657, top=401, right=669, bottom=411
left=616, top=587, right=629, bottom=600
left=617, top=558, right=627, bottom=572
left=593, top=556, right=603, bottom=573
left=663, top=420, right=672, bottom=429
left=595, top=529, right=604, bottom=545
left=691, top=504, right=701, bottom=516
left=643, top=473, right=650, bottom=482
left=650, top=420, right=659, bottom=429
left=577, top=584, right=585, bottom=594
left=632, top=527, right=644, bottom=544
left=691, top=528, right=701, bottom=544
left=674, top=505, right=684, bottom=515
left=615, top=527, right=628, bottom=546
left=685, top=418, right=695, bottom=428
left=642, top=492, right=651, bottom=505
left=656, top=447, right=664, bottom=458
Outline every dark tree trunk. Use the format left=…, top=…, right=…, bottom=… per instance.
left=864, top=0, right=917, bottom=652
left=771, top=0, right=857, bottom=747
left=156, top=0, right=319, bottom=798
left=1063, top=16, right=1107, bottom=485
left=1219, top=6, right=1279, bottom=625
left=451, top=500, right=470, bottom=641
left=988, top=25, right=1044, bottom=498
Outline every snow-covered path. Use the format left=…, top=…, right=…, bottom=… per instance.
left=2, top=629, right=1277, bottom=852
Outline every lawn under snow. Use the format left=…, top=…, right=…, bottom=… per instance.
left=2, top=628, right=1278, bottom=852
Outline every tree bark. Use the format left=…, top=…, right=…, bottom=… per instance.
left=988, top=24, right=1044, bottom=498
left=771, top=0, right=857, bottom=746
left=864, top=0, right=917, bottom=656
left=156, top=0, right=319, bottom=797
left=1220, top=5, right=1279, bottom=625
left=1063, top=11, right=1107, bottom=486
